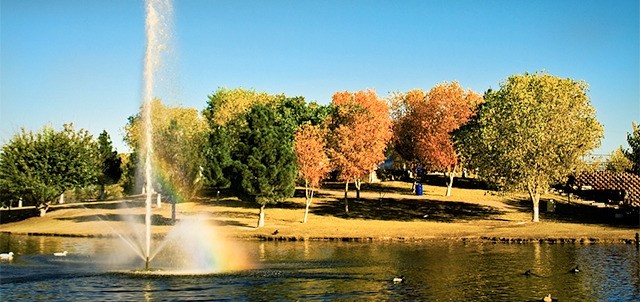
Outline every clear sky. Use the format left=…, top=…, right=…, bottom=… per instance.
left=1, top=0, right=638, bottom=155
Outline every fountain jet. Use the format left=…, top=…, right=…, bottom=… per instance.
left=142, top=0, right=173, bottom=270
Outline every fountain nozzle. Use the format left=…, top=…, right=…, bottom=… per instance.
left=145, top=257, right=150, bottom=270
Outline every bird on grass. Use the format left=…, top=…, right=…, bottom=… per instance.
left=54, top=251, right=68, bottom=257
left=0, top=252, right=14, bottom=260
left=569, top=265, right=580, bottom=273
left=393, top=275, right=405, bottom=284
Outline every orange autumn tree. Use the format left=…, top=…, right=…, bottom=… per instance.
left=327, top=90, right=393, bottom=213
left=393, top=82, right=482, bottom=196
left=389, top=89, right=427, bottom=178
left=294, top=123, right=331, bottom=223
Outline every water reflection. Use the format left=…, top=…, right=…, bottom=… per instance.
left=144, top=280, right=153, bottom=302
left=1, top=234, right=638, bottom=301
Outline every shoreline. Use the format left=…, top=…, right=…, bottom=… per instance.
left=2, top=231, right=637, bottom=246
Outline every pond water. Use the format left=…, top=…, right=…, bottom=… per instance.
left=0, top=234, right=638, bottom=301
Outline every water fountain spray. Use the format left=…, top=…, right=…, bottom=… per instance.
left=142, top=0, right=173, bottom=270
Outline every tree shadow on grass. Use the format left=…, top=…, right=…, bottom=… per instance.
left=312, top=197, right=505, bottom=222
left=209, top=210, right=255, bottom=220
left=320, top=182, right=414, bottom=195
left=208, top=196, right=305, bottom=210
left=504, top=197, right=640, bottom=228
left=56, top=213, right=174, bottom=226
left=211, top=219, right=252, bottom=228
left=365, top=182, right=414, bottom=195
left=421, top=174, right=489, bottom=190
left=502, top=198, right=532, bottom=212
left=210, top=197, right=255, bottom=208
left=54, top=200, right=146, bottom=211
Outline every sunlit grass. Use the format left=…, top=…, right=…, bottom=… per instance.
left=1, top=180, right=636, bottom=243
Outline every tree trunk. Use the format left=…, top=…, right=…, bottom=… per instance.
left=355, top=179, right=361, bottom=200
left=445, top=172, right=454, bottom=197
left=303, top=189, right=313, bottom=224
left=171, top=196, right=176, bottom=225
left=344, top=181, right=349, bottom=214
left=99, top=184, right=106, bottom=200
left=528, top=187, right=541, bottom=222
left=445, top=166, right=457, bottom=197
left=257, top=204, right=266, bottom=228
left=37, top=203, right=50, bottom=217
left=303, top=181, right=313, bottom=224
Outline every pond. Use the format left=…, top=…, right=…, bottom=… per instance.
left=0, top=234, right=638, bottom=301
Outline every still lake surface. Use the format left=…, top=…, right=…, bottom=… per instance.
left=0, top=233, right=638, bottom=301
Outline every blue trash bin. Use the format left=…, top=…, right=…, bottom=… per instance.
left=416, top=183, right=423, bottom=196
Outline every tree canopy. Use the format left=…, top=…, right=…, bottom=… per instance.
left=463, top=72, right=603, bottom=222
left=606, top=146, right=633, bottom=173
left=201, top=125, right=233, bottom=190
left=201, top=88, right=329, bottom=182
left=294, top=123, right=331, bottom=223
left=391, top=82, right=482, bottom=195
left=203, top=87, right=275, bottom=127
left=0, top=124, right=99, bottom=216
left=124, top=99, right=207, bottom=201
left=624, top=122, right=640, bottom=175
left=229, top=104, right=297, bottom=227
left=326, top=89, right=393, bottom=212
left=97, top=130, right=122, bottom=200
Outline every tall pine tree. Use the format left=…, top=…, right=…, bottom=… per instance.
left=97, top=130, right=122, bottom=200
left=230, top=104, right=297, bottom=227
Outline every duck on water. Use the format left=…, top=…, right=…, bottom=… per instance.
left=0, top=252, right=14, bottom=260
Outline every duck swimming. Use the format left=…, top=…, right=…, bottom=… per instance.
left=54, top=251, right=68, bottom=257
left=569, top=265, right=579, bottom=273
left=393, top=276, right=405, bottom=284
left=0, top=252, right=14, bottom=260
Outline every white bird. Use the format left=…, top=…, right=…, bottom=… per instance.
left=53, top=251, right=68, bottom=257
left=0, top=252, right=14, bottom=260
left=393, top=276, right=405, bottom=284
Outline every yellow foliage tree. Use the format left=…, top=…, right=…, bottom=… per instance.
left=467, top=72, right=603, bottom=222
left=124, top=99, right=207, bottom=202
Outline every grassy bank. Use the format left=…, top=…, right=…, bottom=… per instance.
left=1, top=181, right=638, bottom=244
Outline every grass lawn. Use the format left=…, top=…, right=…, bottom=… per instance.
left=1, top=179, right=638, bottom=244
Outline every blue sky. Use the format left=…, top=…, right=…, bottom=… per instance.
left=1, top=0, right=638, bottom=155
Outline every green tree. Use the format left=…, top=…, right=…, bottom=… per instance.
left=120, top=150, right=140, bottom=195
left=230, top=104, right=297, bottom=227
left=465, top=72, right=603, bottom=222
left=606, top=146, right=633, bottom=172
left=0, top=124, right=99, bottom=216
left=96, top=130, right=122, bottom=200
left=624, top=122, right=640, bottom=175
left=201, top=89, right=330, bottom=203
left=124, top=99, right=207, bottom=201
left=273, top=95, right=331, bottom=139
left=201, top=125, right=232, bottom=191
left=203, top=87, right=275, bottom=127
